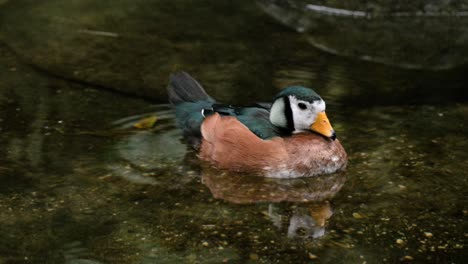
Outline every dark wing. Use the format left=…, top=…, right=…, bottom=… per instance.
left=204, top=104, right=288, bottom=139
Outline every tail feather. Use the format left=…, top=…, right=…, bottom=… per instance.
left=167, top=71, right=215, bottom=149
left=167, top=72, right=214, bottom=104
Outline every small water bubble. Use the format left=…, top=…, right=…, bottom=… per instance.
left=296, top=27, right=306, bottom=33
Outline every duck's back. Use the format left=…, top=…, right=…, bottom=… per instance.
left=211, top=104, right=288, bottom=139
left=168, top=72, right=285, bottom=147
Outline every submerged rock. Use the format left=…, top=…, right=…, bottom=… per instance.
left=258, top=0, right=468, bottom=70
left=0, top=0, right=286, bottom=102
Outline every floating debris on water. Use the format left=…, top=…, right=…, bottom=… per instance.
left=424, top=232, right=433, bottom=238
left=353, top=212, right=364, bottom=219
left=249, top=253, right=259, bottom=260
left=133, top=116, right=158, bottom=129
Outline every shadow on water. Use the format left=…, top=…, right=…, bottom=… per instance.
left=0, top=0, right=467, bottom=263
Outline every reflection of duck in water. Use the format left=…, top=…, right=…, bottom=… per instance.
left=271, top=202, right=333, bottom=239
left=167, top=72, right=347, bottom=178
left=202, top=169, right=346, bottom=239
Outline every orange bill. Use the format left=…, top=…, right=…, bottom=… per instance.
left=311, top=112, right=336, bottom=139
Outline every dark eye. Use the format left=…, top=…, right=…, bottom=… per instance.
left=298, top=102, right=307, bottom=110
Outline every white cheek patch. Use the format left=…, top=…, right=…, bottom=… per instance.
left=289, top=96, right=326, bottom=132
left=269, top=98, right=287, bottom=128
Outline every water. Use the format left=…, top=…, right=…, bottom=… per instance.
left=258, top=0, right=468, bottom=70
left=0, top=1, right=467, bottom=263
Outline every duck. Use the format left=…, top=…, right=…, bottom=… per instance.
left=167, top=72, right=347, bottom=178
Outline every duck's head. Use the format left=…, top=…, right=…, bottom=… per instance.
left=269, top=86, right=336, bottom=140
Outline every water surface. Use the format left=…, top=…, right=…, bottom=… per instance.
left=0, top=1, right=467, bottom=263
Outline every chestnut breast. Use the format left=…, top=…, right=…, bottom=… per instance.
left=277, top=134, right=347, bottom=178
left=199, top=113, right=347, bottom=178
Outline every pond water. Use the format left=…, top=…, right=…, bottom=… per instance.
left=0, top=1, right=467, bottom=264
